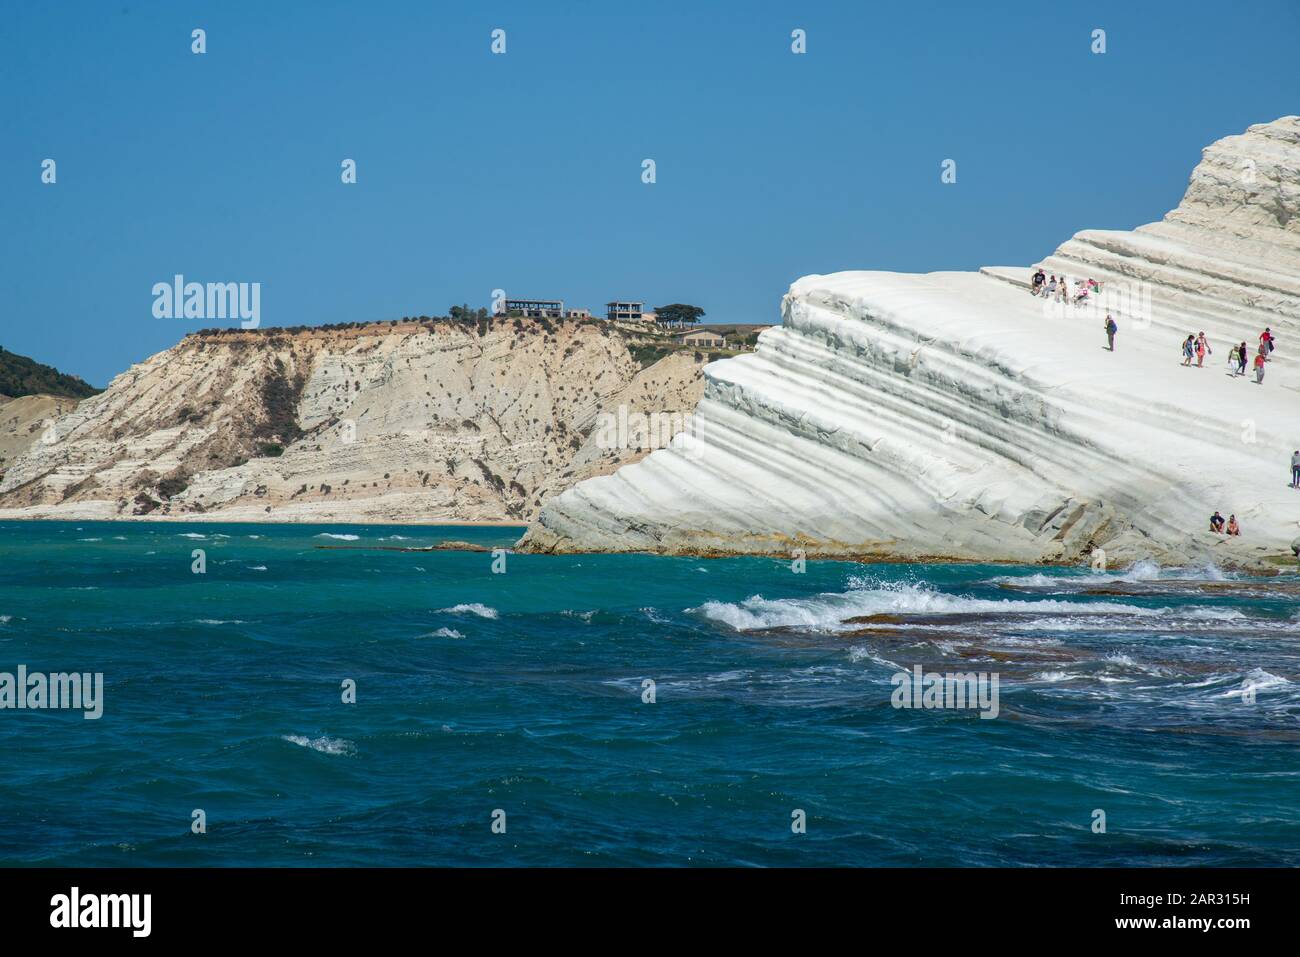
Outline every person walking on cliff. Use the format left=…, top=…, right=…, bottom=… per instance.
left=1236, top=341, right=1249, bottom=376
left=1260, top=327, right=1276, bottom=360
left=1181, top=335, right=1195, bottom=366
left=1195, top=332, right=1211, bottom=367
left=1104, top=315, right=1117, bottom=351
left=1254, top=351, right=1266, bottom=384
left=1291, top=450, right=1300, bottom=488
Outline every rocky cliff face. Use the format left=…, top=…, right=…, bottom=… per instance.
left=520, top=117, right=1300, bottom=570
left=0, top=394, right=81, bottom=473
left=0, top=318, right=703, bottom=523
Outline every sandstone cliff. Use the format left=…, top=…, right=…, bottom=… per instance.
left=0, top=317, right=703, bottom=523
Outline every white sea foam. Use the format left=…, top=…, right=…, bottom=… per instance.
left=247, top=565, right=268, bottom=571
left=1218, top=668, right=1291, bottom=699
left=425, top=627, right=464, bottom=639
left=439, top=603, right=498, bottom=619
left=381, top=535, right=411, bottom=541
left=179, top=533, right=206, bottom=539
left=992, top=560, right=1234, bottom=589
left=316, top=533, right=360, bottom=541
left=281, top=734, right=355, bottom=755
left=193, top=619, right=248, bottom=625
left=692, top=580, right=1158, bottom=633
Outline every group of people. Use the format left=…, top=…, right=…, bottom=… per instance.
left=1208, top=511, right=1241, bottom=536
left=1179, top=327, right=1278, bottom=384
left=1030, top=269, right=1101, bottom=306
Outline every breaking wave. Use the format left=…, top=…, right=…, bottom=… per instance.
left=281, top=734, right=355, bottom=755
left=439, top=603, right=498, bottom=619
left=692, top=579, right=1158, bottom=633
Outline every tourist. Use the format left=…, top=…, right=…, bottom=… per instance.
left=1260, top=327, right=1276, bottom=360
left=1195, top=332, right=1211, bottom=367
left=1031, top=269, right=1046, bottom=295
left=1209, top=511, right=1225, bottom=533
left=1104, top=314, right=1117, bottom=351
left=1237, top=341, right=1248, bottom=376
left=1226, top=515, right=1241, bottom=536
left=1181, top=335, right=1195, bottom=366
left=1291, top=449, right=1300, bottom=488
left=1254, top=351, right=1266, bottom=384
left=1045, top=275, right=1057, bottom=299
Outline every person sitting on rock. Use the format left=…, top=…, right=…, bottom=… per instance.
left=1031, top=269, right=1046, bottom=295
left=1045, top=276, right=1057, bottom=299
left=1226, top=515, right=1241, bottom=536
left=1210, top=511, right=1225, bottom=533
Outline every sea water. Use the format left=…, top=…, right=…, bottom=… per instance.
left=0, top=521, right=1296, bottom=866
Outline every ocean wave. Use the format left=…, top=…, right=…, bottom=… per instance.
left=247, top=565, right=268, bottom=571
left=990, top=559, right=1233, bottom=589
left=424, top=627, right=464, bottom=639
left=380, top=535, right=411, bottom=541
left=693, top=580, right=1158, bottom=633
left=193, top=619, right=248, bottom=625
left=1217, top=668, right=1291, bottom=699
left=316, top=533, right=360, bottom=541
left=439, top=603, right=498, bottom=619
left=179, top=533, right=206, bottom=539
left=281, top=734, right=355, bottom=755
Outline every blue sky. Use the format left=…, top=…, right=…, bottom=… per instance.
left=4, top=0, right=1298, bottom=386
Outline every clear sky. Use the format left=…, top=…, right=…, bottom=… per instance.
left=4, top=0, right=1298, bottom=386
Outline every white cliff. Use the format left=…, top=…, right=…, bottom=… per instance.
left=520, top=117, right=1300, bottom=570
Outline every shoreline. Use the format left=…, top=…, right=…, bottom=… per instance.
left=0, top=513, right=529, bottom=529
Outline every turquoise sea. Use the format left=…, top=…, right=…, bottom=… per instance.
left=0, top=520, right=1296, bottom=866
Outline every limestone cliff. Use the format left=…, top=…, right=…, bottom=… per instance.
left=520, top=117, right=1300, bottom=570
left=0, top=318, right=704, bottom=523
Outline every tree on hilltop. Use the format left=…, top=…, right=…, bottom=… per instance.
left=654, top=304, right=705, bottom=328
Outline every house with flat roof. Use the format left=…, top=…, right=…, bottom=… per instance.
left=606, top=301, right=643, bottom=322
left=505, top=298, right=565, bottom=319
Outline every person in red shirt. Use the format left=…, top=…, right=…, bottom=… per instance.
left=1254, top=352, right=1267, bottom=384
left=1259, top=327, right=1275, bottom=360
